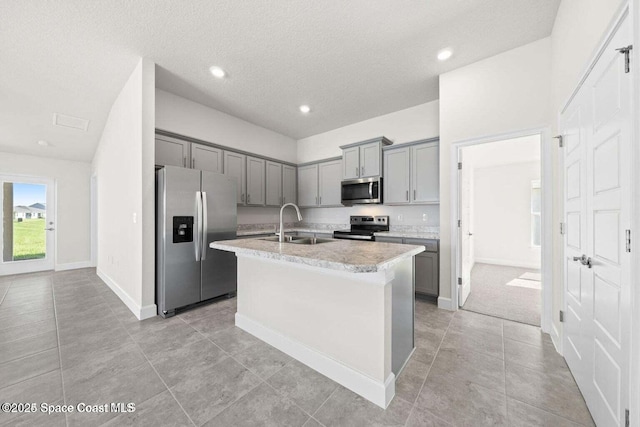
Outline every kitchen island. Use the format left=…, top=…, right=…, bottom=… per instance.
left=210, top=237, right=424, bottom=408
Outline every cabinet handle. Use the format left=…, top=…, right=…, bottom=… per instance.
left=361, top=166, right=364, bottom=176
left=247, top=194, right=250, bottom=204
left=183, top=157, right=186, bottom=167
left=406, top=190, right=409, bottom=201
left=413, top=189, right=416, bottom=200
left=192, top=158, right=195, bottom=168
left=319, top=196, right=322, bottom=205
left=241, top=194, right=245, bottom=202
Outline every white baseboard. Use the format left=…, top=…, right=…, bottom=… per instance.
left=55, top=261, right=92, bottom=271
left=236, top=313, right=395, bottom=409
left=97, top=268, right=156, bottom=320
left=437, top=296, right=455, bottom=311
left=474, top=258, right=541, bottom=270
left=551, top=322, right=562, bottom=355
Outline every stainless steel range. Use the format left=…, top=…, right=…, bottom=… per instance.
left=333, top=215, right=389, bottom=241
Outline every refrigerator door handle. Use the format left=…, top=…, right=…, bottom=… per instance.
left=195, top=191, right=202, bottom=261
left=201, top=191, right=208, bottom=260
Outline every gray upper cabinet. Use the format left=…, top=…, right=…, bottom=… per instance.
left=360, top=141, right=382, bottom=178
left=340, top=137, right=391, bottom=180
left=223, top=151, right=246, bottom=205
left=383, top=139, right=439, bottom=205
left=342, top=147, right=360, bottom=179
left=282, top=165, right=297, bottom=205
left=265, top=161, right=282, bottom=206
left=411, top=143, right=439, bottom=203
left=318, top=160, right=342, bottom=206
left=298, top=164, right=319, bottom=207
left=246, top=156, right=265, bottom=206
left=192, top=144, right=223, bottom=173
left=156, top=136, right=189, bottom=167
left=383, top=147, right=411, bottom=204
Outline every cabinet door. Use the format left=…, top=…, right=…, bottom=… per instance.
left=265, top=161, right=282, bottom=206
left=282, top=165, right=297, bottom=205
left=297, top=164, right=318, bottom=207
left=411, top=143, right=439, bottom=203
left=223, top=151, right=246, bottom=205
left=360, top=141, right=381, bottom=177
left=342, top=147, right=360, bottom=179
left=192, top=144, right=223, bottom=173
left=156, top=137, right=189, bottom=167
left=319, top=160, right=343, bottom=206
left=383, top=148, right=410, bottom=204
left=246, top=156, right=266, bottom=206
left=415, top=252, right=439, bottom=296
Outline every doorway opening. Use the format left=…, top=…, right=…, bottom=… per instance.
left=0, top=175, right=55, bottom=275
left=453, top=132, right=550, bottom=328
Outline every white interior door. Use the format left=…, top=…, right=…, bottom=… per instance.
left=458, top=150, right=472, bottom=306
left=561, top=13, right=631, bottom=426
left=0, top=175, right=55, bottom=275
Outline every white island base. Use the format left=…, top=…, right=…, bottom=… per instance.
left=233, top=253, right=415, bottom=409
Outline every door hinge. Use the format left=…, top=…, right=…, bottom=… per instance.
left=559, top=310, right=565, bottom=322
left=625, top=408, right=629, bottom=427
left=616, top=45, right=633, bottom=73
left=457, top=277, right=462, bottom=285
left=560, top=222, right=565, bottom=235
left=458, top=219, right=462, bottom=228
left=458, top=162, right=462, bottom=170
left=626, top=229, right=631, bottom=253
left=554, top=135, right=564, bottom=148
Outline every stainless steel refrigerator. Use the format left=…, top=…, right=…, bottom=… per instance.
left=156, top=166, right=237, bottom=318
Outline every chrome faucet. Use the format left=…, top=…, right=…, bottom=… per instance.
left=278, top=203, right=303, bottom=243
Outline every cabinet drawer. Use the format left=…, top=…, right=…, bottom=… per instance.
left=375, top=236, right=403, bottom=244
left=404, top=238, right=438, bottom=252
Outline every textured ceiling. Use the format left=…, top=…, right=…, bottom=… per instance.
left=1, top=1, right=560, bottom=162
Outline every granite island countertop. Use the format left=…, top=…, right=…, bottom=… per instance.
left=210, top=237, right=424, bottom=273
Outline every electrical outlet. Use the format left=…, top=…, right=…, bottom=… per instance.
left=422, top=213, right=428, bottom=222
left=132, top=212, right=137, bottom=224
left=397, top=214, right=404, bottom=222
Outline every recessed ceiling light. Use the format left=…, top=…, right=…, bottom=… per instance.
left=299, top=105, right=311, bottom=114
left=209, top=66, right=226, bottom=78
left=437, top=49, right=453, bottom=61
left=37, top=140, right=49, bottom=147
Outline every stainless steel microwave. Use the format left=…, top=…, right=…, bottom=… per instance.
left=341, top=177, right=382, bottom=205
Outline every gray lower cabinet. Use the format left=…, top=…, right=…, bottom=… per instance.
left=375, top=236, right=439, bottom=297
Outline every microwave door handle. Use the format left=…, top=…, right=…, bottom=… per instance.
left=369, top=182, right=373, bottom=199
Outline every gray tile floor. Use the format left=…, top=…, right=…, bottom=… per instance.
left=462, top=263, right=542, bottom=326
left=0, top=269, right=594, bottom=426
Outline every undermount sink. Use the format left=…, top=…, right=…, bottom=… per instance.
left=289, top=237, right=334, bottom=245
left=259, top=236, right=333, bottom=245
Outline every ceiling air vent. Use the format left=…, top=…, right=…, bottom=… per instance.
left=53, top=113, right=90, bottom=131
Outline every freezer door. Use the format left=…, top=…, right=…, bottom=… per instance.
left=200, top=171, right=238, bottom=300
left=157, top=166, right=202, bottom=315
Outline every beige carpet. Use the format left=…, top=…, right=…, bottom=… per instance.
left=462, top=263, right=541, bottom=326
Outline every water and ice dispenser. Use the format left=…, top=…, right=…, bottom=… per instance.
left=172, top=216, right=193, bottom=243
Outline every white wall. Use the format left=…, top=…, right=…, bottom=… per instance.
left=92, top=58, right=156, bottom=319
left=473, top=161, right=541, bottom=269
left=156, top=89, right=297, bottom=164
left=297, top=101, right=439, bottom=164
left=0, top=152, right=91, bottom=269
left=439, top=37, right=552, bottom=301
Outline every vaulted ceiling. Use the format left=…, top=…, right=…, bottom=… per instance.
left=1, top=1, right=560, bottom=161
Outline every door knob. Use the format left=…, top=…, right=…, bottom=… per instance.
left=44, top=228, right=55, bottom=231
left=573, top=254, right=592, bottom=268
left=468, top=232, right=473, bottom=236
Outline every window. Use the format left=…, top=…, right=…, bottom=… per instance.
left=531, top=180, right=541, bottom=247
